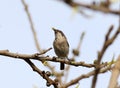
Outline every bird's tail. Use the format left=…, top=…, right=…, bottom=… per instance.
left=60, top=62, right=64, bottom=70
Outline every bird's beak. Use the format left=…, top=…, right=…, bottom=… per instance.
left=52, top=27, right=56, bottom=31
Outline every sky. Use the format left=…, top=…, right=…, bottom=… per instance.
left=0, top=0, right=119, bottom=88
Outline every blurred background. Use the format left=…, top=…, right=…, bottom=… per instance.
left=0, top=0, right=119, bottom=88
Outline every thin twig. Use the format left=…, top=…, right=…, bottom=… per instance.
left=21, top=0, right=41, bottom=52
left=72, top=32, right=85, bottom=57
left=39, top=47, right=52, bottom=55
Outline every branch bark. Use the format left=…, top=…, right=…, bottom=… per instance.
left=62, top=0, right=120, bottom=15
left=108, top=55, right=120, bottom=88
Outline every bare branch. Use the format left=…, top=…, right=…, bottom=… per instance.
left=0, top=49, right=111, bottom=88
left=61, top=0, right=120, bottom=15
left=92, top=26, right=120, bottom=88
left=0, top=49, right=51, bottom=59
left=40, top=47, right=52, bottom=55
left=108, top=55, right=120, bottom=88
left=21, top=0, right=42, bottom=52
left=24, top=59, right=58, bottom=88
left=105, top=25, right=114, bottom=41
left=0, top=49, right=94, bottom=68
left=72, top=32, right=85, bottom=57
left=0, top=49, right=110, bottom=70
left=63, top=65, right=112, bottom=88
left=0, top=49, right=58, bottom=87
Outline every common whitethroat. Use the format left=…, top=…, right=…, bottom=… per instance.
left=52, top=28, right=69, bottom=70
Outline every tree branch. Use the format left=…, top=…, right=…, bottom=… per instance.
left=61, top=0, right=120, bottom=15
left=92, top=25, right=120, bottom=88
left=0, top=49, right=109, bottom=69
left=24, top=59, right=58, bottom=88
left=108, top=55, right=120, bottom=88
left=63, top=65, right=112, bottom=88
left=0, top=49, right=93, bottom=67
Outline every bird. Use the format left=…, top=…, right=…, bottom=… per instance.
left=52, top=28, right=69, bottom=70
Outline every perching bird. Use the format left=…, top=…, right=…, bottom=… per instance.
left=52, top=28, right=69, bottom=70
